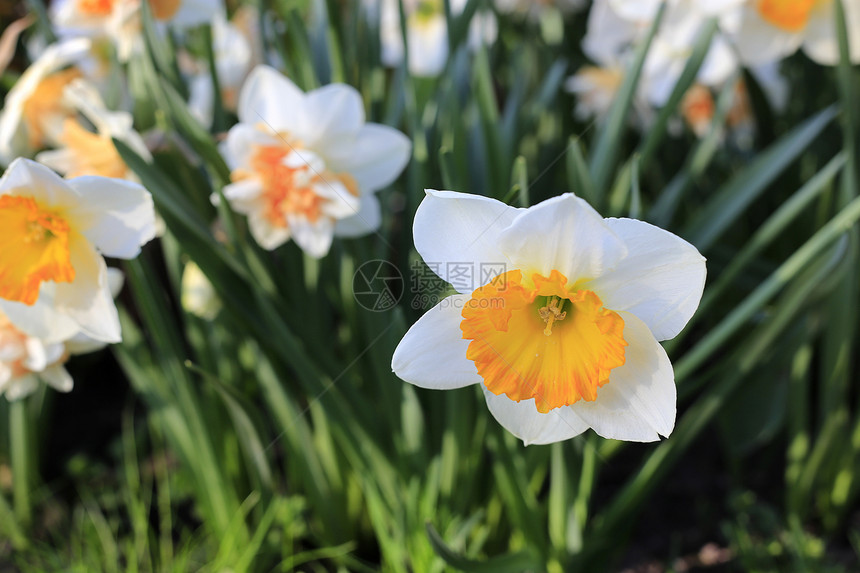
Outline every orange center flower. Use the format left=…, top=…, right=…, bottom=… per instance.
left=21, top=68, right=82, bottom=148
left=77, top=0, right=114, bottom=16
left=461, top=269, right=627, bottom=413
left=0, top=195, right=75, bottom=305
left=234, top=143, right=358, bottom=228
left=58, top=119, right=128, bottom=179
left=756, top=0, right=819, bottom=32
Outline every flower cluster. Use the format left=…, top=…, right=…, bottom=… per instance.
left=0, top=159, right=155, bottom=399
left=567, top=0, right=855, bottom=138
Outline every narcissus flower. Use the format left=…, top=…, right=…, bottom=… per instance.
left=36, top=79, right=151, bottom=180
left=0, top=38, right=92, bottom=165
left=218, top=65, right=411, bottom=257
left=392, top=191, right=706, bottom=444
left=0, top=158, right=155, bottom=344
left=375, top=0, right=497, bottom=77
left=50, top=0, right=222, bottom=61
left=718, top=0, right=860, bottom=66
left=0, top=268, right=123, bottom=400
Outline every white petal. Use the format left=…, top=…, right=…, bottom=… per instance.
left=53, top=233, right=121, bottom=343
left=40, top=364, right=74, bottom=392
left=335, top=193, right=382, bottom=238
left=220, top=123, right=277, bottom=171
left=323, top=124, right=411, bottom=192
left=0, top=158, right=81, bottom=208
left=608, top=0, right=662, bottom=22
left=584, top=218, right=706, bottom=341
left=582, top=0, right=640, bottom=66
left=729, top=4, right=803, bottom=66
left=315, top=182, right=361, bottom=220
left=297, top=83, right=365, bottom=149
left=220, top=178, right=264, bottom=212
left=64, top=333, right=108, bottom=355
left=407, top=16, right=449, bottom=77
left=803, top=2, right=860, bottom=65
left=392, top=294, right=482, bottom=389
left=64, top=176, right=156, bottom=259
left=287, top=215, right=333, bottom=258
left=414, top=190, right=522, bottom=293
left=498, top=194, right=627, bottom=283
left=5, top=374, right=39, bottom=401
left=570, top=311, right=676, bottom=442
left=482, top=387, right=589, bottom=446
left=22, top=338, right=48, bottom=371
left=238, top=65, right=305, bottom=130
left=0, top=285, right=80, bottom=343
left=34, top=148, right=80, bottom=176
left=247, top=213, right=290, bottom=250
left=0, top=38, right=91, bottom=163
left=106, top=267, right=124, bottom=298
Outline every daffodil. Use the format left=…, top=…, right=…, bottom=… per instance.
left=0, top=268, right=123, bottom=400
left=718, top=0, right=860, bottom=66
left=376, top=0, right=497, bottom=77
left=217, top=65, right=411, bottom=257
left=582, top=0, right=738, bottom=108
left=0, top=158, right=155, bottom=344
left=0, top=309, right=71, bottom=400
left=0, top=38, right=92, bottom=166
left=50, top=0, right=223, bottom=61
left=392, top=191, right=706, bottom=444
left=35, top=79, right=151, bottom=180
left=186, top=9, right=258, bottom=127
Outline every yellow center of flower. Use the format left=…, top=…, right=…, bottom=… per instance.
left=58, top=119, right=128, bottom=179
left=460, top=269, right=627, bottom=414
left=77, top=0, right=180, bottom=19
left=0, top=195, right=75, bottom=305
left=21, top=68, right=82, bottom=149
left=233, top=142, right=358, bottom=228
left=681, top=84, right=715, bottom=134
left=756, top=0, right=818, bottom=32
left=77, top=0, right=114, bottom=16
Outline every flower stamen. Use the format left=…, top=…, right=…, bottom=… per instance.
left=539, top=295, right=567, bottom=336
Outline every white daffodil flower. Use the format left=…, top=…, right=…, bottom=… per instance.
left=0, top=158, right=155, bottom=344
left=0, top=38, right=92, bottom=166
left=376, top=0, right=497, bottom=77
left=583, top=0, right=739, bottom=108
left=35, top=79, right=151, bottom=180
left=187, top=9, right=257, bottom=127
left=0, top=310, right=70, bottom=400
left=718, top=0, right=860, bottom=66
left=392, top=191, right=706, bottom=445
left=0, top=268, right=123, bottom=400
left=50, top=0, right=223, bottom=61
left=217, top=65, right=411, bottom=257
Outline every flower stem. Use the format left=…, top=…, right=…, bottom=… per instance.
left=10, top=399, right=31, bottom=527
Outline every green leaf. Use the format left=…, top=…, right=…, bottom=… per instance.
left=637, top=18, right=718, bottom=167
left=425, top=522, right=542, bottom=573
left=683, top=105, right=838, bottom=251
left=588, top=3, right=665, bottom=196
